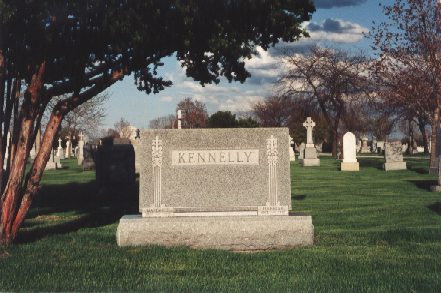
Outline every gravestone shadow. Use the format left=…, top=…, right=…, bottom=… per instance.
left=17, top=180, right=139, bottom=244
left=292, top=194, right=306, bottom=201
left=428, top=202, right=441, bottom=216
left=406, top=179, right=436, bottom=191
left=358, top=158, right=383, bottom=170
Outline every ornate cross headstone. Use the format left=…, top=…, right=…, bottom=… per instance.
left=303, top=117, right=315, bottom=147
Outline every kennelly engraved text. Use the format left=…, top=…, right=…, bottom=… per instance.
left=171, top=150, right=259, bottom=166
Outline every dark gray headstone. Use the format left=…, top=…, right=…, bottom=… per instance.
left=96, top=143, right=135, bottom=189
left=82, top=144, right=96, bottom=171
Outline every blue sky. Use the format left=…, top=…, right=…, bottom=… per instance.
left=104, top=0, right=393, bottom=129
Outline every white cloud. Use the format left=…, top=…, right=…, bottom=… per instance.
left=218, top=95, right=264, bottom=112
left=304, top=18, right=368, bottom=43
left=160, top=95, right=174, bottom=102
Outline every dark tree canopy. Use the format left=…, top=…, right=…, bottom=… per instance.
left=0, top=0, right=315, bottom=244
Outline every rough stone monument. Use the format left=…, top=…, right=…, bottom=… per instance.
left=341, top=132, right=359, bottom=171
left=116, top=128, right=314, bottom=250
left=289, top=136, right=296, bottom=161
left=299, top=117, right=320, bottom=166
left=383, top=141, right=407, bottom=171
left=360, top=136, right=371, bottom=153
left=430, top=156, right=441, bottom=192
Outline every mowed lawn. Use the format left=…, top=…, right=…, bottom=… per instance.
left=0, top=157, right=441, bottom=292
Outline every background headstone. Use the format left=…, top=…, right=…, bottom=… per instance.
left=289, top=136, right=296, bottom=161
left=56, top=138, right=65, bottom=159
left=95, top=139, right=135, bottom=192
left=298, top=143, right=305, bottom=160
left=383, top=141, right=407, bottom=171
left=300, top=117, right=320, bottom=166
left=360, top=136, right=371, bottom=153
left=82, top=143, right=96, bottom=170
left=341, top=132, right=359, bottom=171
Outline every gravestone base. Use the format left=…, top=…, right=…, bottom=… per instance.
left=341, top=162, right=359, bottom=171
left=45, top=162, right=57, bottom=170
left=300, top=158, right=320, bottom=167
left=360, top=148, right=371, bottom=153
left=116, top=214, right=314, bottom=251
left=430, top=185, right=441, bottom=192
left=383, top=162, right=407, bottom=171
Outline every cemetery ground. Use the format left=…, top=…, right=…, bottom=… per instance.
left=0, top=158, right=441, bottom=292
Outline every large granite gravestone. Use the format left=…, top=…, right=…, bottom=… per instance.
left=116, top=128, right=314, bottom=250
left=383, top=141, right=407, bottom=171
left=299, top=117, right=320, bottom=166
left=341, top=132, right=359, bottom=171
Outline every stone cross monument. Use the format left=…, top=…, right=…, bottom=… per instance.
left=56, top=138, right=65, bottom=159
left=303, top=117, right=315, bottom=147
left=300, top=117, right=320, bottom=166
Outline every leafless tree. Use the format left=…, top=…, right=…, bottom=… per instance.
left=149, top=114, right=176, bottom=129
left=114, top=118, right=133, bottom=139
left=278, top=46, right=370, bottom=157
left=369, top=0, right=441, bottom=164
left=44, top=93, right=108, bottom=140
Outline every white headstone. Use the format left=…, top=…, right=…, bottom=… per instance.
left=289, top=136, right=296, bottom=161
left=343, top=132, right=357, bottom=163
left=65, top=137, right=71, bottom=158
left=341, top=132, right=359, bottom=171
left=77, top=132, right=85, bottom=165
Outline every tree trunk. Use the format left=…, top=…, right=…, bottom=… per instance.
left=430, top=107, right=440, bottom=171
left=11, top=113, right=62, bottom=236
left=0, top=62, right=46, bottom=245
left=417, top=117, right=429, bottom=155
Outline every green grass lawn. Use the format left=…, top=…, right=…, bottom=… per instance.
left=1, top=157, right=441, bottom=292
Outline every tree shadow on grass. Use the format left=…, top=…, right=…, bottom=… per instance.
left=405, top=179, right=436, bottom=191
left=428, top=202, right=441, bottom=216
left=358, top=158, right=383, bottom=170
left=16, top=180, right=139, bottom=244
